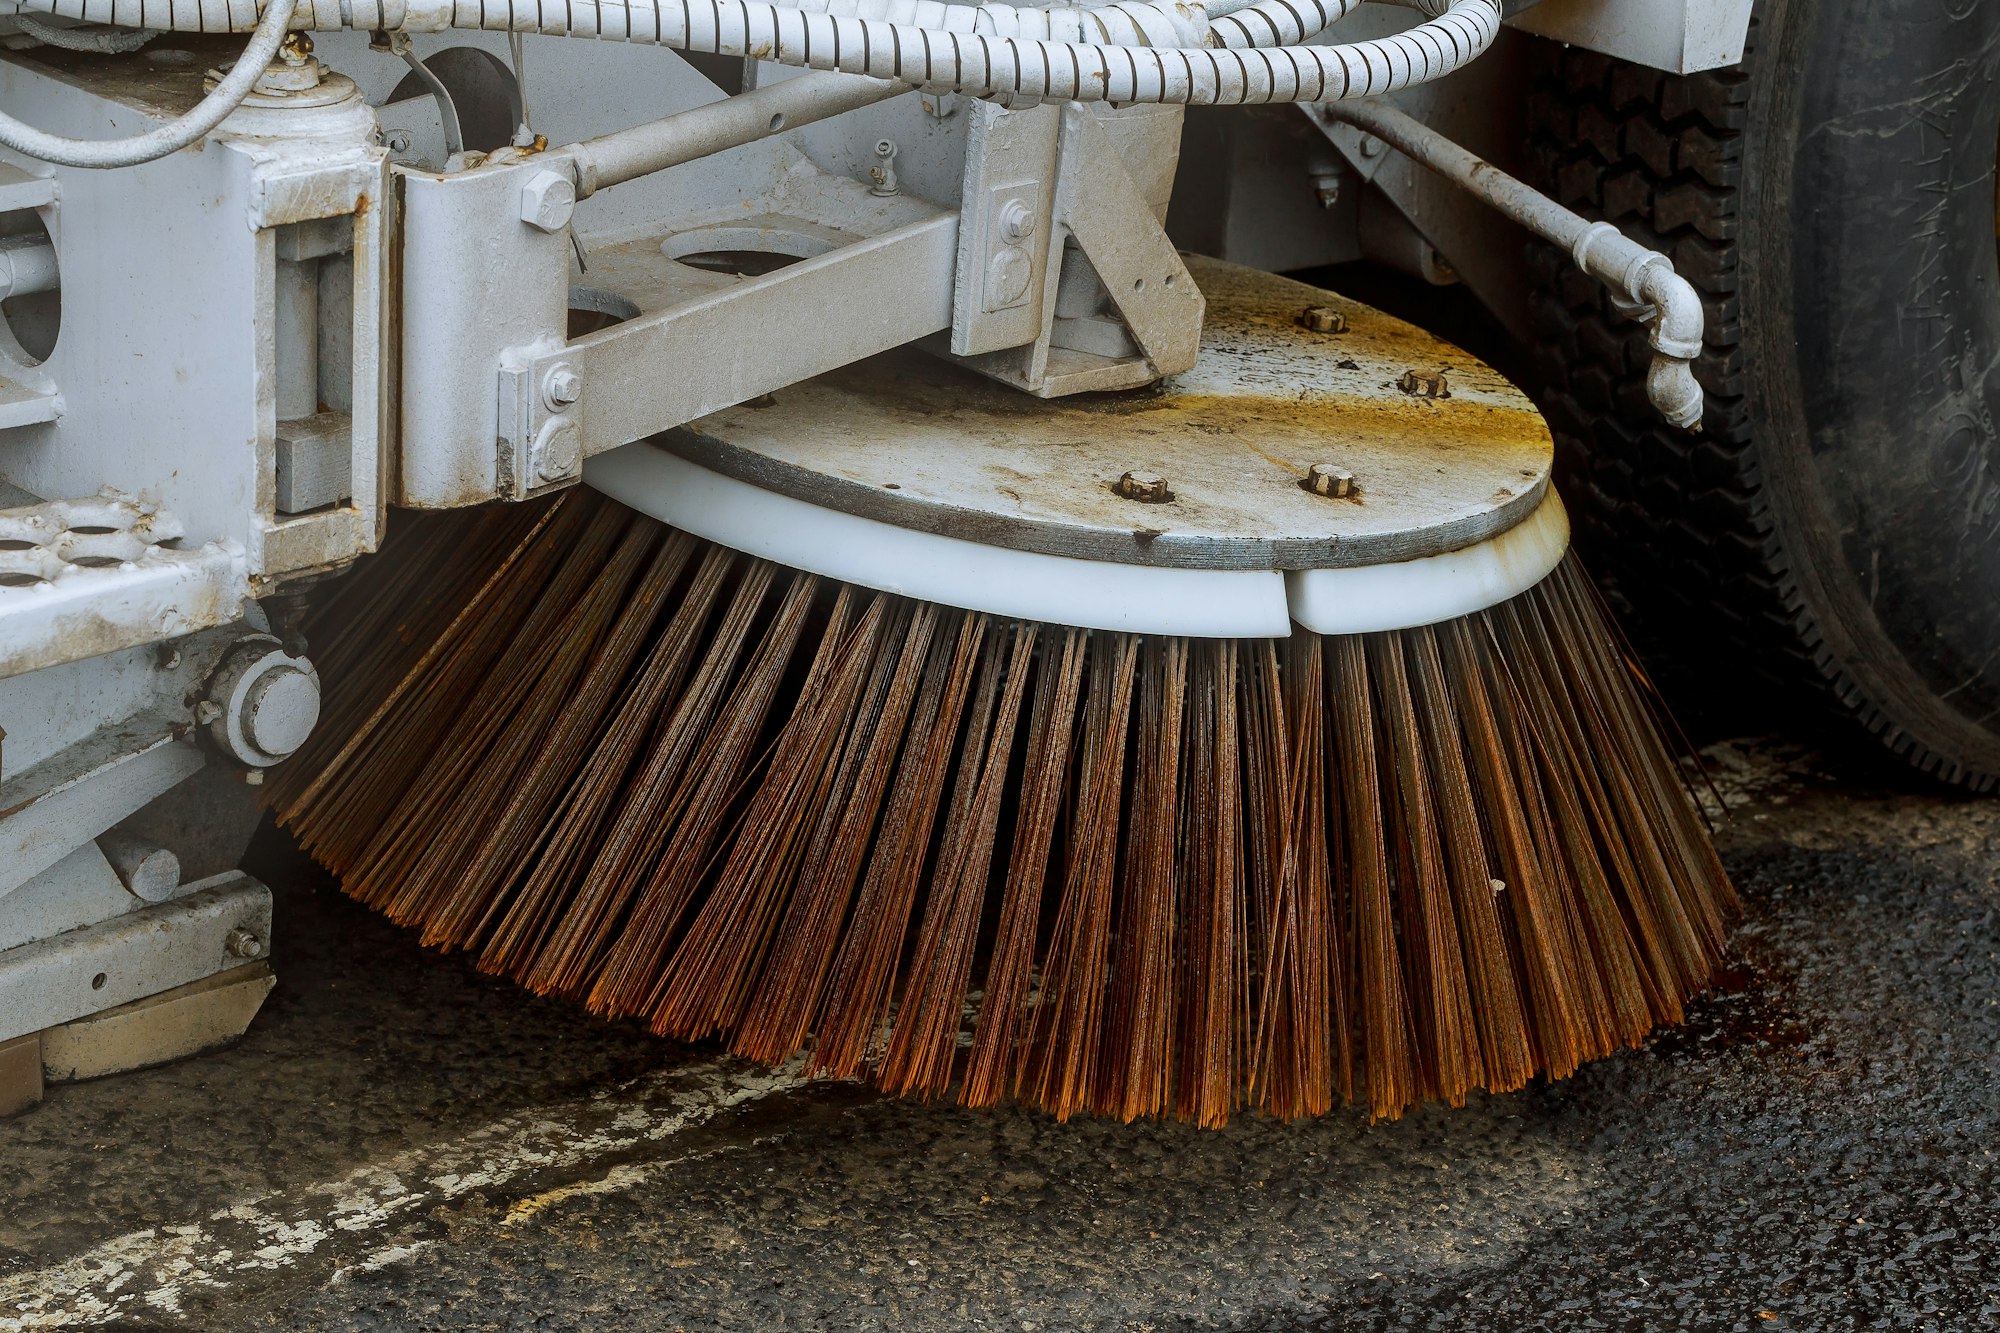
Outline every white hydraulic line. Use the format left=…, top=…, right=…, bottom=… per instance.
left=13, top=0, right=1502, bottom=108
left=0, top=0, right=295, bottom=167
left=10, top=12, right=153, bottom=50
left=1316, top=97, right=1707, bottom=430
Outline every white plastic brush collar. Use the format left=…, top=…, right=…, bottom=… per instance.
left=586, top=445, right=1296, bottom=637
left=587, top=256, right=1567, bottom=639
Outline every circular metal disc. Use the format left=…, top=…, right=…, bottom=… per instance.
left=657, top=256, right=1553, bottom=573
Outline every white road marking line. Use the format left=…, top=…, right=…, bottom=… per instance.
left=1, top=1059, right=806, bottom=1330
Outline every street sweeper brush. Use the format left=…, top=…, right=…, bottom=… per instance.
left=268, top=259, right=1735, bottom=1126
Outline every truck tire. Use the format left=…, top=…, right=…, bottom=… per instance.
left=1525, top=1, right=2000, bottom=789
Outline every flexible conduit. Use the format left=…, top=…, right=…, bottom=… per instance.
left=0, top=0, right=295, bottom=166
left=15, top=0, right=1501, bottom=106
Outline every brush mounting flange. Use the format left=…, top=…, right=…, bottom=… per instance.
left=587, top=256, right=1565, bottom=638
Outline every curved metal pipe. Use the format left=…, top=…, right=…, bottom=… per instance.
left=1319, top=98, right=1708, bottom=431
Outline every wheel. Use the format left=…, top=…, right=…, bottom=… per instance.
left=1526, top=1, right=2000, bottom=789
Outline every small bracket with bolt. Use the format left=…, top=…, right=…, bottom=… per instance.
left=1115, top=471, right=1173, bottom=504
left=868, top=139, right=900, bottom=196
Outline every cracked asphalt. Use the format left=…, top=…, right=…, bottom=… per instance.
left=2, top=739, right=1996, bottom=1331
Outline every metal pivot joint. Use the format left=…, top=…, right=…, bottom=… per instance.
left=202, top=635, right=321, bottom=769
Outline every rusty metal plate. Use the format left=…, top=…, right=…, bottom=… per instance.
left=657, top=255, right=1552, bottom=572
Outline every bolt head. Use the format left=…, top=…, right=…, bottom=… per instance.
left=1297, top=305, right=1346, bottom=335
left=1115, top=471, right=1173, bottom=504
left=543, top=364, right=583, bottom=409
left=1397, top=368, right=1451, bottom=399
left=1359, top=134, right=1386, bottom=159
left=1304, top=464, right=1355, bottom=499
left=520, top=169, right=576, bottom=234
left=998, top=199, right=1036, bottom=243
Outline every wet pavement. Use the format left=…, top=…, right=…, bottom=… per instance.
left=1, top=739, right=1996, bottom=1331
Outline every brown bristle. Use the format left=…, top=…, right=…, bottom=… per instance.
left=270, top=490, right=1738, bottom=1127
left=1098, top=635, right=1186, bottom=1122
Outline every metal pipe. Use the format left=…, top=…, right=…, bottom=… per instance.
left=558, top=74, right=904, bottom=199
left=1319, top=98, right=1707, bottom=431
left=0, top=236, right=58, bottom=301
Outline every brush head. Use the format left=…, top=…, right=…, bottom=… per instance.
left=587, top=258, right=1561, bottom=638
left=268, top=259, right=1735, bottom=1129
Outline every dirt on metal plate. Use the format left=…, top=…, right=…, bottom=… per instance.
left=662, top=256, right=1552, bottom=572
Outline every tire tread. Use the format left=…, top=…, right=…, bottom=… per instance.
left=1523, top=34, right=1997, bottom=789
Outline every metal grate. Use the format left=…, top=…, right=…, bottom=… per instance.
left=0, top=491, right=187, bottom=589
left=0, top=489, right=246, bottom=678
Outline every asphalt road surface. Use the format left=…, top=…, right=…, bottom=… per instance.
left=2, top=739, right=1996, bottom=1331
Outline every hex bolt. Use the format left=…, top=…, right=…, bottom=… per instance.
left=998, top=199, right=1036, bottom=243
left=520, top=169, right=577, bottom=234
left=1297, top=305, right=1347, bottom=335
left=225, top=928, right=264, bottom=960
left=1115, top=471, right=1173, bottom=504
left=1359, top=134, right=1386, bottom=159
left=1398, top=368, right=1451, bottom=399
left=1304, top=464, right=1356, bottom=499
left=542, top=363, right=583, bottom=411
left=1310, top=172, right=1341, bottom=210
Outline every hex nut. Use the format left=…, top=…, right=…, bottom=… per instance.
left=225, top=928, right=264, bottom=960
left=1397, top=368, right=1451, bottom=399
left=520, top=169, right=577, bottom=234
left=1115, top=471, right=1173, bottom=504
left=1303, top=464, right=1356, bottom=499
left=1297, top=305, right=1347, bottom=335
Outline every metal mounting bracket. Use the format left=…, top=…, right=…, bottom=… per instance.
left=951, top=104, right=1203, bottom=397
